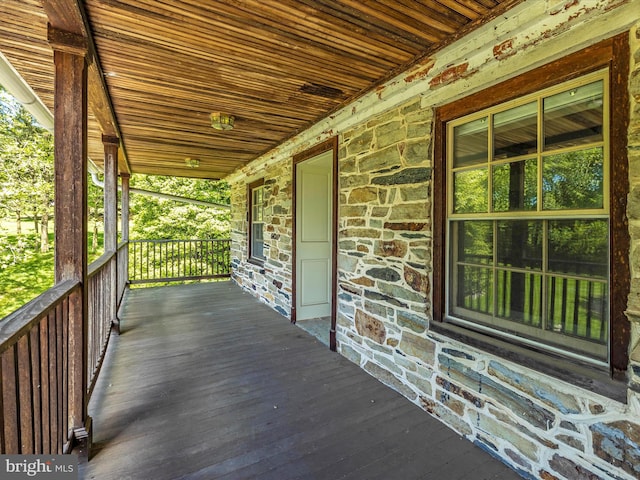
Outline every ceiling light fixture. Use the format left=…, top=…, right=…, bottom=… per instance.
left=185, top=157, right=199, bottom=168
left=210, top=112, right=235, bottom=130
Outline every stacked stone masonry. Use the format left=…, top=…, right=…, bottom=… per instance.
left=229, top=4, right=640, bottom=479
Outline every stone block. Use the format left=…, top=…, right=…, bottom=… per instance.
left=340, top=344, right=362, bottom=365
left=437, top=389, right=466, bottom=416
left=352, top=276, right=375, bottom=287
left=548, top=454, right=602, bottom=480
left=346, top=128, right=374, bottom=155
left=374, top=239, right=408, bottom=258
left=364, top=290, right=408, bottom=308
left=364, top=361, right=416, bottom=400
left=378, top=282, right=425, bottom=304
left=359, top=146, right=402, bottom=173
left=340, top=174, right=370, bottom=189
left=348, top=186, right=379, bottom=204
left=436, top=376, right=484, bottom=408
left=419, top=397, right=473, bottom=436
left=402, top=140, right=429, bottom=165
left=590, top=421, right=640, bottom=477
left=340, top=227, right=381, bottom=239
left=440, top=356, right=555, bottom=430
left=404, top=265, right=429, bottom=294
left=388, top=203, right=428, bottom=221
left=366, top=267, right=401, bottom=282
left=384, top=221, right=428, bottom=231
left=397, top=310, right=428, bottom=333
left=399, top=184, right=430, bottom=201
left=371, top=167, right=431, bottom=185
left=399, top=332, right=436, bottom=365
left=341, top=205, right=368, bottom=217
left=375, top=121, right=405, bottom=149
left=371, top=206, right=390, bottom=217
left=477, top=414, right=538, bottom=461
left=364, top=300, right=389, bottom=319
left=406, top=372, right=432, bottom=396
left=355, top=309, right=386, bottom=344
left=487, top=361, right=581, bottom=414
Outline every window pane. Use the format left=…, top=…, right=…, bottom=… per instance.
left=547, top=277, right=607, bottom=344
left=496, top=271, right=542, bottom=327
left=494, top=102, right=537, bottom=159
left=453, top=117, right=488, bottom=167
left=542, top=147, right=604, bottom=210
left=253, top=186, right=263, bottom=205
left=543, top=80, right=603, bottom=150
left=252, top=223, right=264, bottom=259
left=253, top=204, right=263, bottom=222
left=456, top=265, right=493, bottom=315
left=548, top=219, right=608, bottom=278
left=497, top=220, right=542, bottom=269
left=492, top=158, right=537, bottom=212
left=453, top=168, right=488, bottom=213
left=455, top=220, right=493, bottom=265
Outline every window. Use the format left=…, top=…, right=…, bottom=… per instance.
left=447, top=72, right=608, bottom=363
left=433, top=35, right=630, bottom=382
left=248, top=179, right=265, bottom=263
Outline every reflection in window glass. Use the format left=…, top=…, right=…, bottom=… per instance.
left=453, top=168, right=488, bottom=213
left=496, top=220, right=542, bottom=269
left=544, top=80, right=603, bottom=150
left=492, top=159, right=537, bottom=212
left=494, top=102, right=537, bottom=159
left=453, top=117, right=488, bottom=168
left=496, top=271, right=543, bottom=327
left=547, top=277, right=607, bottom=342
left=542, top=147, right=604, bottom=210
left=455, top=221, right=493, bottom=264
left=548, top=219, right=608, bottom=278
left=456, top=265, right=494, bottom=315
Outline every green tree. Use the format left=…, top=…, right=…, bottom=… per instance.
left=129, top=175, right=230, bottom=240
left=0, top=87, right=54, bottom=252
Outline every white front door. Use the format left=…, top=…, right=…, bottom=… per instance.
left=296, top=150, right=332, bottom=320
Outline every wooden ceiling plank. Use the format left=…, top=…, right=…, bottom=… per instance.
left=89, top=0, right=410, bottom=75
left=434, top=0, right=485, bottom=19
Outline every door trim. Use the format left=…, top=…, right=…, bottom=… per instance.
left=291, top=137, right=338, bottom=351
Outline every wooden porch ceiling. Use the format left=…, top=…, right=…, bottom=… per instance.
left=0, top=0, right=522, bottom=180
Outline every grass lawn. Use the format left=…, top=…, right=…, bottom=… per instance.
left=1, top=226, right=104, bottom=319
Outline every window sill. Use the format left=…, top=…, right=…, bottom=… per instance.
left=430, top=320, right=627, bottom=403
left=247, top=258, right=265, bottom=268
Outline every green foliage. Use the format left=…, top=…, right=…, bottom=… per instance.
left=129, top=175, right=230, bottom=240
left=0, top=87, right=54, bottom=240
left=0, top=233, right=54, bottom=318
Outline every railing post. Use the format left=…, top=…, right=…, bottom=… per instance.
left=48, top=25, right=91, bottom=457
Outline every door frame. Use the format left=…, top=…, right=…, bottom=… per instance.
left=291, top=137, right=338, bottom=351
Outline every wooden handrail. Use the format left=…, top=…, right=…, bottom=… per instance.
left=0, top=279, right=79, bottom=353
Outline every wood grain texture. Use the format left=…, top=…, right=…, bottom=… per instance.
left=0, top=0, right=521, bottom=179
left=82, top=282, right=522, bottom=480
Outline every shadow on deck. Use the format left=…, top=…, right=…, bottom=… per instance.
left=81, top=282, right=522, bottom=480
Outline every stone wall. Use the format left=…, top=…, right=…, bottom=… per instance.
left=227, top=2, right=640, bottom=479
left=230, top=160, right=293, bottom=317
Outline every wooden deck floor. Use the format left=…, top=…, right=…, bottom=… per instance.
left=81, top=282, right=522, bottom=480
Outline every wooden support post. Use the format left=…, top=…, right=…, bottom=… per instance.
left=102, top=135, right=119, bottom=253
left=103, top=135, right=119, bottom=335
left=48, top=25, right=91, bottom=458
left=120, top=173, right=130, bottom=243
left=116, top=173, right=130, bottom=334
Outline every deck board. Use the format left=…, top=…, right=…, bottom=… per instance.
left=81, top=282, right=522, bottom=480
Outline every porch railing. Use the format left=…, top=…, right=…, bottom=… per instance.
left=0, top=238, right=231, bottom=454
left=129, top=239, right=231, bottom=284
left=0, top=280, right=80, bottom=454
